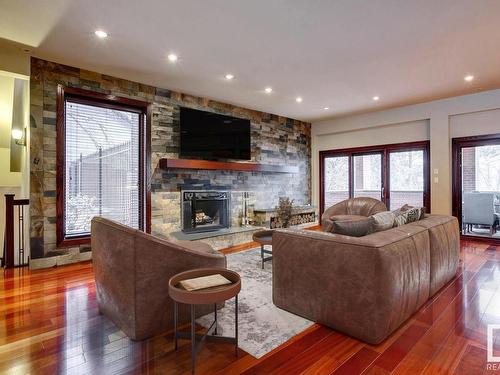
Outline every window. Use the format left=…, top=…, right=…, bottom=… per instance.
left=323, top=156, right=349, bottom=207
left=389, top=150, right=425, bottom=209
left=57, top=86, right=150, bottom=246
left=353, top=153, right=382, bottom=200
left=320, top=141, right=430, bottom=216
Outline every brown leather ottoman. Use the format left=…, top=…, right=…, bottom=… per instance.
left=252, top=229, right=274, bottom=269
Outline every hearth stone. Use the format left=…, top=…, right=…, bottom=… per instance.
left=169, top=226, right=264, bottom=250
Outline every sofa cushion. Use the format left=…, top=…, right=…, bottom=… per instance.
left=330, top=214, right=367, bottom=222
left=322, top=198, right=388, bottom=233
left=332, top=217, right=375, bottom=237
left=371, top=211, right=395, bottom=232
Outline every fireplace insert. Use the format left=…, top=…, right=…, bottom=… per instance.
left=182, top=191, right=230, bottom=233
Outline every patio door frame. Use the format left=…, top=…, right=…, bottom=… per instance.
left=319, top=140, right=430, bottom=217
left=452, top=133, right=500, bottom=243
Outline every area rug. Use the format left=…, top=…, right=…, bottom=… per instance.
left=196, top=248, right=314, bottom=358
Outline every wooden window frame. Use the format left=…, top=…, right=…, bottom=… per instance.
left=56, top=85, right=151, bottom=247
left=452, top=133, right=500, bottom=244
left=319, top=141, right=430, bottom=217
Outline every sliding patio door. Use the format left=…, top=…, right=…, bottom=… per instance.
left=388, top=149, right=426, bottom=210
left=323, top=155, right=350, bottom=207
left=320, top=141, right=430, bottom=216
left=353, top=153, right=383, bottom=200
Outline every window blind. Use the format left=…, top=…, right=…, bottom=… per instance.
left=64, top=100, right=140, bottom=237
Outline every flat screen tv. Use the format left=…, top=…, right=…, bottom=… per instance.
left=180, top=107, right=251, bottom=160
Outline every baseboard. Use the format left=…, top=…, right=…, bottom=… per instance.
left=30, top=251, right=92, bottom=270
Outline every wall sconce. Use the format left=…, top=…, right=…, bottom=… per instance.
left=12, top=128, right=26, bottom=146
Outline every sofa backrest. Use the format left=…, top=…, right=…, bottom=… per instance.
left=91, top=217, right=138, bottom=336
left=323, top=197, right=388, bottom=219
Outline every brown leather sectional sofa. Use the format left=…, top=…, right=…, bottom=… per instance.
left=272, top=214, right=459, bottom=344
left=91, top=217, right=226, bottom=340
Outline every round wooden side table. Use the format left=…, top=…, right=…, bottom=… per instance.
left=168, top=268, right=241, bottom=374
left=252, top=229, right=274, bottom=269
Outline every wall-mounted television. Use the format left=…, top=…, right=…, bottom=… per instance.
left=180, top=107, right=251, bottom=160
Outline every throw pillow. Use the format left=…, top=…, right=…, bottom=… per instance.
left=371, top=211, right=395, bottom=232
left=331, top=217, right=375, bottom=237
left=405, top=207, right=423, bottom=223
left=394, top=207, right=424, bottom=226
left=391, top=204, right=412, bottom=217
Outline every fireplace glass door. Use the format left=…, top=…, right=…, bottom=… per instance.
left=182, top=191, right=230, bottom=233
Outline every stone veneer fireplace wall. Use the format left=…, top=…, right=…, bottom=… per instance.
left=29, top=58, right=311, bottom=259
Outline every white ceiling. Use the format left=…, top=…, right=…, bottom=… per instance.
left=1, top=0, right=500, bottom=122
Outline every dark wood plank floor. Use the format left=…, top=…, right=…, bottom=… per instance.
left=1, top=240, right=499, bottom=374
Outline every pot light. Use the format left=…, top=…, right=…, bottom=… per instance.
left=296, top=97, right=303, bottom=103
left=372, top=96, right=380, bottom=101
left=167, top=53, right=178, bottom=62
left=12, top=128, right=25, bottom=146
left=225, top=74, right=234, bottom=80
left=94, top=30, right=108, bottom=38
left=264, top=87, right=273, bottom=93
left=323, top=107, right=329, bottom=110
left=464, top=75, right=474, bottom=82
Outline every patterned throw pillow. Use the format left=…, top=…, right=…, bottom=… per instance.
left=331, top=217, right=375, bottom=237
left=405, top=207, right=422, bottom=223
left=371, top=211, right=395, bottom=232
left=391, top=204, right=412, bottom=217
left=394, top=207, right=424, bottom=226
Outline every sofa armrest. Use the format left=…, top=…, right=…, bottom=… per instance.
left=321, top=202, right=347, bottom=232
left=272, top=228, right=430, bottom=344
left=133, top=232, right=226, bottom=340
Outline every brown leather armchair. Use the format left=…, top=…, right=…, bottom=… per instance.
left=91, top=217, right=226, bottom=340
left=321, top=197, right=387, bottom=232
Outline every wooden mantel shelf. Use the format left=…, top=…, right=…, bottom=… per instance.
left=159, top=158, right=299, bottom=173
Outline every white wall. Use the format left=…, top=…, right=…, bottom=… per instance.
left=0, top=40, right=30, bottom=77
left=0, top=75, right=21, bottom=186
left=450, top=108, right=500, bottom=138
left=312, top=89, right=500, bottom=215
left=0, top=44, right=31, bottom=262
left=314, top=119, right=429, bottom=151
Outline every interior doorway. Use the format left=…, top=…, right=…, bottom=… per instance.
left=452, top=134, right=500, bottom=242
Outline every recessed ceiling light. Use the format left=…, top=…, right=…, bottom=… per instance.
left=372, top=96, right=380, bottom=101
left=94, top=30, right=108, bottom=38
left=264, top=87, right=273, bottom=93
left=225, top=74, right=234, bottom=80
left=296, top=97, right=303, bottom=103
left=167, top=53, right=178, bottom=62
left=464, top=75, right=474, bottom=82
left=323, top=107, right=329, bottom=110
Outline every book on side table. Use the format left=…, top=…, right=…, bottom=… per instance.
left=178, top=274, right=232, bottom=291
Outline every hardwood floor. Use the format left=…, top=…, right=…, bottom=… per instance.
left=1, top=240, right=499, bottom=374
